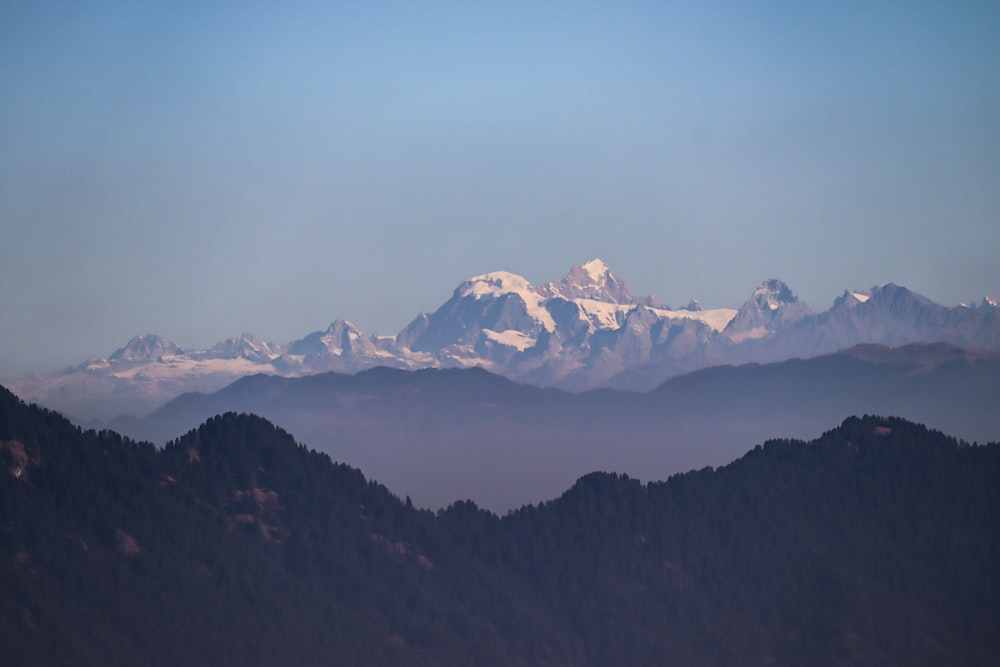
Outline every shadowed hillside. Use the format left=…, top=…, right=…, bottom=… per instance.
left=2, top=384, right=999, bottom=665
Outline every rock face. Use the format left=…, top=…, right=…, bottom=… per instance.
left=9, top=259, right=1000, bottom=421
left=723, top=279, right=813, bottom=342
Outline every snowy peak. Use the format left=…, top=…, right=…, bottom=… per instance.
left=832, top=289, right=873, bottom=310
left=274, top=320, right=392, bottom=373
left=207, top=333, right=282, bottom=363
left=538, top=258, right=637, bottom=305
left=683, top=299, right=703, bottom=312
left=109, top=335, right=184, bottom=363
left=398, top=269, right=557, bottom=354
left=321, top=319, right=369, bottom=348
left=457, top=271, right=537, bottom=300
left=288, top=320, right=374, bottom=359
left=454, top=271, right=555, bottom=331
left=580, top=258, right=610, bottom=281
left=750, top=278, right=800, bottom=310
left=724, top=279, right=812, bottom=340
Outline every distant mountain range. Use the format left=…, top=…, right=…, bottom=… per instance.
left=3, top=386, right=998, bottom=665
left=9, top=260, right=999, bottom=421
left=111, top=342, right=1000, bottom=511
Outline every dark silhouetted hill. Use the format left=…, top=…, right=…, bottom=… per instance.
left=2, top=384, right=999, bottom=665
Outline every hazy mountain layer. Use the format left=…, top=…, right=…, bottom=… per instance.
left=112, top=342, right=1000, bottom=511
left=9, top=259, right=999, bottom=421
left=2, top=387, right=998, bottom=666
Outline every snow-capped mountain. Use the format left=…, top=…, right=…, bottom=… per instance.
left=397, top=271, right=557, bottom=359
left=723, top=278, right=813, bottom=342
left=108, top=334, right=184, bottom=362
left=282, top=320, right=398, bottom=373
left=8, top=259, right=1000, bottom=421
left=200, top=333, right=283, bottom=364
left=391, top=262, right=736, bottom=387
left=744, top=282, right=1000, bottom=363
left=538, top=258, right=649, bottom=305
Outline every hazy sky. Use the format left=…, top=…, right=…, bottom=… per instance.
left=2, top=1, right=998, bottom=378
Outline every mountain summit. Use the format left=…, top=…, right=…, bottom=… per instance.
left=724, top=279, right=812, bottom=341
left=538, top=258, right=639, bottom=304
left=108, top=335, right=184, bottom=362
left=204, top=333, right=282, bottom=364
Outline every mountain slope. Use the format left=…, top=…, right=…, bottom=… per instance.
left=0, top=389, right=553, bottom=666
left=2, top=387, right=998, bottom=666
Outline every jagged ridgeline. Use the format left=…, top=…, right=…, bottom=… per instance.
left=12, top=259, right=1000, bottom=423
left=2, top=384, right=999, bottom=666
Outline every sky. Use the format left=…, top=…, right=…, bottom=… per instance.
left=1, top=0, right=998, bottom=379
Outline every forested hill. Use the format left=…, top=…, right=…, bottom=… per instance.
left=1, top=383, right=998, bottom=666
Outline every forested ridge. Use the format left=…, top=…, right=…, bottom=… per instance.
left=1, top=383, right=998, bottom=666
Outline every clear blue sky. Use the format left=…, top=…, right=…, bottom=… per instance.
left=2, top=1, right=998, bottom=378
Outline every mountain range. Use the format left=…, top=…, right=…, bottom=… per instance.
left=2, top=386, right=998, bottom=665
left=9, top=259, right=999, bottom=422
left=110, top=342, right=1000, bottom=511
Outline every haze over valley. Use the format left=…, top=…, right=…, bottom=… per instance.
left=2, top=2, right=998, bottom=663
